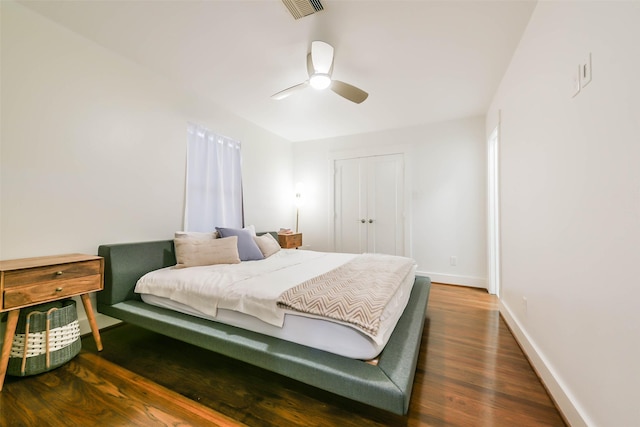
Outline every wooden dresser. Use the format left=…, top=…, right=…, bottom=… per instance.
left=278, top=233, right=302, bottom=249
left=0, top=253, right=104, bottom=390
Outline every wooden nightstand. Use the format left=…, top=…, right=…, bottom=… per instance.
left=278, top=233, right=302, bottom=249
left=0, top=253, right=104, bottom=390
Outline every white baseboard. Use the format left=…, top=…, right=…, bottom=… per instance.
left=78, top=313, right=121, bottom=336
left=499, top=299, right=591, bottom=427
left=416, top=270, right=487, bottom=289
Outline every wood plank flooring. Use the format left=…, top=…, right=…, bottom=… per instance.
left=0, top=284, right=566, bottom=426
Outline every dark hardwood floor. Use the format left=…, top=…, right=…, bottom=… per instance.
left=0, top=284, right=566, bottom=426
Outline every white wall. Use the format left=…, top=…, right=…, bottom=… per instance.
left=1, top=2, right=293, bottom=335
left=488, top=2, right=640, bottom=426
left=293, top=116, right=487, bottom=287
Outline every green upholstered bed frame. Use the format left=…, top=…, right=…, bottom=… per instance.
left=96, top=239, right=431, bottom=415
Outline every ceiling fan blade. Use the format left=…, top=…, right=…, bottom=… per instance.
left=311, top=41, right=334, bottom=74
left=331, top=80, right=369, bottom=104
left=306, top=53, right=314, bottom=78
left=271, top=81, right=309, bottom=100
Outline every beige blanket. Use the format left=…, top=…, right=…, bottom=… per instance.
left=277, top=254, right=415, bottom=336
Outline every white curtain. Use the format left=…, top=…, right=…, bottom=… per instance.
left=184, top=123, right=243, bottom=231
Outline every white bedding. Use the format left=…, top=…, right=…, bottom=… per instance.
left=135, top=249, right=416, bottom=359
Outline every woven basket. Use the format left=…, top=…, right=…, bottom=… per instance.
left=7, top=299, right=81, bottom=377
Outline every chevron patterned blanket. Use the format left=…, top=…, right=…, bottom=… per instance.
left=277, top=253, right=415, bottom=337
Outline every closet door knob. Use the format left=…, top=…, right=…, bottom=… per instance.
left=368, top=219, right=374, bottom=223
left=360, top=219, right=366, bottom=223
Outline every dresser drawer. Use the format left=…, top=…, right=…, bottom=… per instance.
left=3, top=260, right=102, bottom=288
left=3, top=274, right=102, bottom=309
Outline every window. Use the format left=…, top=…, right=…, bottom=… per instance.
left=184, top=123, right=243, bottom=231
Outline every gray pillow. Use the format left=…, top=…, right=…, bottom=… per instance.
left=215, top=227, right=265, bottom=261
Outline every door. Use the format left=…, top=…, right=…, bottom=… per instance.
left=334, top=154, right=404, bottom=255
left=488, top=127, right=501, bottom=296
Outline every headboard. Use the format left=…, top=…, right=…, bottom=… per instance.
left=97, top=240, right=175, bottom=307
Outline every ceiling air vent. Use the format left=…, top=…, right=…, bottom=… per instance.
left=281, top=0, right=324, bottom=20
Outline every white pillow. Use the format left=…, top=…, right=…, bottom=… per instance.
left=254, top=233, right=281, bottom=258
left=174, top=236, right=240, bottom=268
left=243, top=225, right=257, bottom=236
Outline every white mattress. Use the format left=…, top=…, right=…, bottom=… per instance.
left=136, top=249, right=416, bottom=359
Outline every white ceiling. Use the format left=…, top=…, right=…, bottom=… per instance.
left=19, top=0, right=536, bottom=142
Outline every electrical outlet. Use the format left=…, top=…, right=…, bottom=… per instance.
left=522, top=297, right=528, bottom=316
left=581, top=53, right=592, bottom=88
left=450, top=256, right=457, bottom=266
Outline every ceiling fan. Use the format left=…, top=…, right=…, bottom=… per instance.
left=271, top=41, right=369, bottom=104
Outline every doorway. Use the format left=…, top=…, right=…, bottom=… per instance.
left=487, top=126, right=501, bottom=296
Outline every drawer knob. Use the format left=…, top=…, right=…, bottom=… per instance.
left=55, top=287, right=63, bottom=292
left=56, top=271, right=63, bottom=276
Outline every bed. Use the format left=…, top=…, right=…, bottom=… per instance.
left=96, top=233, right=431, bottom=415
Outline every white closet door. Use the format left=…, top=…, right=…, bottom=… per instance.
left=333, top=154, right=404, bottom=255
left=334, top=157, right=366, bottom=254
left=366, top=154, right=404, bottom=254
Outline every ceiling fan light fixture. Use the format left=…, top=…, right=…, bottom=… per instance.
left=271, top=41, right=368, bottom=103
left=309, top=73, right=331, bottom=90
